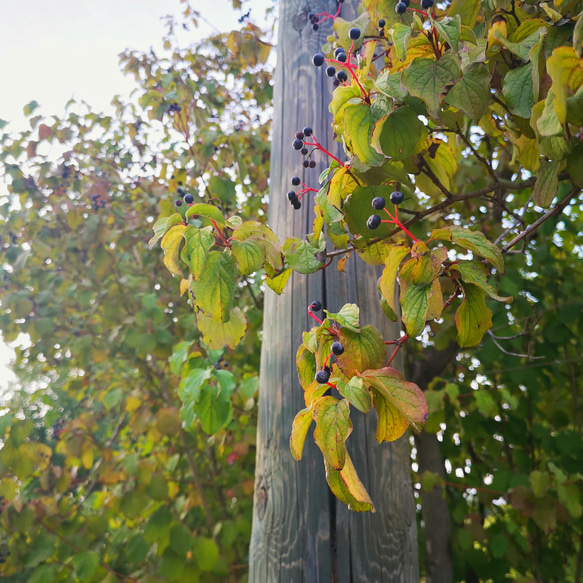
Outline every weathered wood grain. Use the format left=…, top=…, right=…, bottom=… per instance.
left=249, top=1, right=418, bottom=580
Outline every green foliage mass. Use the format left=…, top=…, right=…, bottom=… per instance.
left=0, top=0, right=583, bottom=581
left=0, top=13, right=272, bottom=583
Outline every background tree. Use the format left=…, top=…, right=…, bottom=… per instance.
left=0, top=14, right=272, bottom=582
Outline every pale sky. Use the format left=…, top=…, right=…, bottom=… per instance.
left=0, top=0, right=274, bottom=389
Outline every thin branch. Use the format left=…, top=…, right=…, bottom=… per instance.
left=501, top=187, right=580, bottom=254
left=456, top=125, right=498, bottom=183
left=420, top=160, right=453, bottom=199
left=486, top=329, right=544, bottom=360
left=41, top=522, right=137, bottom=582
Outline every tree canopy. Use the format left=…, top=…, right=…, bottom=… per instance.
left=0, top=0, right=583, bottom=581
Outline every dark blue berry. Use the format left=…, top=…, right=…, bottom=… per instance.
left=293, top=138, right=304, bottom=150
left=337, top=52, right=347, bottom=63
left=312, top=53, right=325, bottom=67
left=291, top=176, right=301, bottom=186
left=390, top=190, right=405, bottom=205
left=326, top=65, right=336, bottom=77
left=349, top=28, right=361, bottom=40
left=334, top=47, right=345, bottom=58
left=309, top=160, right=316, bottom=168
left=175, top=199, right=183, bottom=207
left=303, top=160, right=310, bottom=168
left=310, top=300, right=322, bottom=311
left=315, top=370, right=330, bottom=384
left=301, top=147, right=308, bottom=155
left=312, top=23, right=319, bottom=31
left=295, top=131, right=304, bottom=140
left=287, top=191, right=296, bottom=201
left=331, top=341, right=344, bottom=356
left=421, top=0, right=433, bottom=7
left=336, top=70, right=348, bottom=83
left=378, top=19, right=385, bottom=28
left=303, top=126, right=313, bottom=136
left=293, top=200, right=302, bottom=210
left=367, top=214, right=381, bottom=230
left=308, top=12, right=315, bottom=19
left=372, top=196, right=385, bottom=210
left=184, top=194, right=194, bottom=204
left=396, top=2, right=407, bottom=13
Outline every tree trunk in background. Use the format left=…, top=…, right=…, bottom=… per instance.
left=249, top=1, right=418, bottom=581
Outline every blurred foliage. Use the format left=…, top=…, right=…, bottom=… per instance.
left=0, top=6, right=272, bottom=582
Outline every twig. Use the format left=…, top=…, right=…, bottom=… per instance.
left=501, top=187, right=579, bottom=254
left=486, top=330, right=544, bottom=359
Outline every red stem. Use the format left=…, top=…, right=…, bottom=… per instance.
left=209, top=218, right=231, bottom=247
left=303, top=138, right=345, bottom=167
left=308, top=308, right=324, bottom=325
left=385, top=334, right=408, bottom=367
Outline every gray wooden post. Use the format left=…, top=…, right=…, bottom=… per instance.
left=249, top=1, right=419, bottom=580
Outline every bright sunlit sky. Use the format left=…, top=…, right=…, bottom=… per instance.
left=0, top=0, right=274, bottom=389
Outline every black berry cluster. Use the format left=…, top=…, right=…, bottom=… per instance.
left=167, top=102, right=182, bottom=114
left=291, top=127, right=317, bottom=170
left=287, top=190, right=301, bottom=210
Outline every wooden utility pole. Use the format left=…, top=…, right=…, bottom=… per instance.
left=249, top=1, right=419, bottom=580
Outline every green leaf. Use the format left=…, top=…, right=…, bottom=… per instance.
left=73, top=550, right=100, bottom=579
left=371, top=106, right=426, bottom=161
left=390, top=23, right=411, bottom=62
left=455, top=282, right=493, bottom=347
left=191, top=250, right=236, bottom=322
left=455, top=261, right=512, bottom=303
left=448, top=0, right=480, bottom=27
left=296, top=344, right=317, bottom=391
left=533, top=159, right=560, bottom=208
left=290, top=405, right=314, bottom=461
left=144, top=506, right=173, bottom=544
left=433, top=15, right=461, bottom=52
left=324, top=450, right=374, bottom=512
left=335, top=325, right=386, bottom=378
left=401, top=53, right=462, bottom=118
left=343, top=185, right=395, bottom=239
left=375, top=71, right=408, bottom=100
left=186, top=202, right=225, bottom=226
left=400, top=278, right=431, bottom=338
left=490, top=534, right=509, bottom=559
left=11, top=419, right=33, bottom=447
left=503, top=63, right=534, bottom=119
left=343, top=103, right=385, bottom=167
left=313, top=397, right=352, bottom=470
left=170, top=524, right=195, bottom=555
left=25, top=531, right=56, bottom=567
left=445, top=62, right=491, bottom=121
left=325, top=303, right=361, bottom=333
left=178, top=367, right=212, bottom=402
left=360, top=367, right=428, bottom=440
left=336, top=376, right=371, bottom=414
left=196, top=307, right=247, bottom=349
left=160, top=548, right=185, bottom=581
left=161, top=224, right=187, bottom=276
left=193, top=537, right=219, bottom=571
left=192, top=384, right=232, bottom=434
left=567, top=142, right=583, bottom=187
left=282, top=234, right=326, bottom=274
left=181, top=226, right=215, bottom=279
left=430, top=226, right=504, bottom=272
left=529, top=470, right=551, bottom=497
left=231, top=221, right=282, bottom=274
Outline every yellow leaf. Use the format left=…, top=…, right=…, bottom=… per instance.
left=125, top=395, right=142, bottom=413
left=81, top=445, right=94, bottom=470
left=547, top=46, right=583, bottom=124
